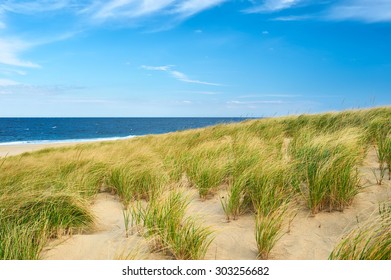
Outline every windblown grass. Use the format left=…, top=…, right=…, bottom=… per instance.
left=1, top=106, right=390, bottom=259
left=290, top=129, right=363, bottom=213
left=133, top=190, right=214, bottom=260
left=255, top=206, right=289, bottom=259
left=0, top=191, right=93, bottom=259
left=366, top=117, right=391, bottom=184
left=385, top=138, right=391, bottom=180
left=329, top=204, right=391, bottom=260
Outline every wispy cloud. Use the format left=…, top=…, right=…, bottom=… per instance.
left=170, top=70, right=222, bottom=86
left=0, top=83, right=84, bottom=95
left=228, top=100, right=286, bottom=105
left=173, top=0, right=228, bottom=18
left=0, top=78, right=19, bottom=87
left=272, top=15, right=313, bottom=21
left=178, top=90, right=221, bottom=95
left=195, top=91, right=221, bottom=95
left=141, top=65, right=173, bottom=71
left=0, top=68, right=27, bottom=76
left=1, top=0, right=75, bottom=14
left=91, top=0, right=172, bottom=20
left=238, top=94, right=302, bottom=98
left=325, top=0, right=391, bottom=22
left=245, top=0, right=302, bottom=13
left=85, top=0, right=228, bottom=23
left=258, top=0, right=391, bottom=23
left=0, top=28, right=81, bottom=69
left=142, top=65, right=222, bottom=86
left=50, top=97, right=110, bottom=104
left=0, top=38, right=40, bottom=68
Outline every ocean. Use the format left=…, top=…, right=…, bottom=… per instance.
left=0, top=118, right=249, bottom=145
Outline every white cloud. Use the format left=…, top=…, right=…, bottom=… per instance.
left=173, top=0, right=228, bottom=18
left=142, top=65, right=222, bottom=86
left=0, top=8, right=6, bottom=29
left=272, top=15, right=313, bottom=21
left=252, top=0, right=391, bottom=23
left=0, top=68, right=27, bottom=76
left=238, top=94, right=302, bottom=98
left=228, top=100, right=285, bottom=104
left=0, top=83, right=84, bottom=95
left=141, top=65, right=173, bottom=71
left=170, top=70, right=222, bottom=86
left=245, top=0, right=302, bottom=13
left=0, top=78, right=19, bottom=87
left=85, top=0, right=228, bottom=23
left=0, top=38, right=40, bottom=68
left=325, top=0, right=391, bottom=22
left=1, top=0, right=73, bottom=14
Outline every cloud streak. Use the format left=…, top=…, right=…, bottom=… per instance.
left=1, top=0, right=76, bottom=14
left=325, top=0, right=391, bottom=23
left=245, top=0, right=302, bottom=13
left=142, top=65, right=222, bottom=86
left=173, top=0, right=228, bottom=18
left=0, top=78, right=19, bottom=87
left=228, top=100, right=286, bottom=105
left=264, top=0, right=391, bottom=23
left=0, top=38, right=41, bottom=68
left=84, top=0, right=228, bottom=23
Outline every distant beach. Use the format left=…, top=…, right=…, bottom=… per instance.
left=0, top=142, right=89, bottom=158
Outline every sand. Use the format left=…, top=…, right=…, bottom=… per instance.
left=0, top=143, right=80, bottom=158
left=4, top=142, right=391, bottom=260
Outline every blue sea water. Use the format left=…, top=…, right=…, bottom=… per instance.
left=0, top=118, right=249, bottom=145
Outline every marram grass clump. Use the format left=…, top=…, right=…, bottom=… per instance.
left=0, top=191, right=93, bottom=259
left=132, top=190, right=214, bottom=260
left=329, top=204, right=391, bottom=260
left=290, top=129, right=363, bottom=214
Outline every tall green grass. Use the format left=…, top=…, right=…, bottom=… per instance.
left=255, top=206, right=289, bottom=259
left=133, top=190, right=214, bottom=260
left=329, top=204, right=391, bottom=260
left=290, top=129, right=362, bottom=213
left=221, top=136, right=268, bottom=220
left=385, top=138, right=391, bottom=180
left=0, top=192, right=93, bottom=259
left=366, top=118, right=391, bottom=184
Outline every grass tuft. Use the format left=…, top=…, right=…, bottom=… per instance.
left=329, top=205, right=391, bottom=260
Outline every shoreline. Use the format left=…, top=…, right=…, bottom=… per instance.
left=0, top=142, right=84, bottom=158
left=0, top=136, right=138, bottom=158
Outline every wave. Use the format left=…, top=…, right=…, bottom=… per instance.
left=0, top=135, right=137, bottom=146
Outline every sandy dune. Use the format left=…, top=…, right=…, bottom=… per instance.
left=39, top=147, right=391, bottom=260
left=3, top=142, right=389, bottom=260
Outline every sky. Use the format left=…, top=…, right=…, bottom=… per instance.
left=0, top=0, right=390, bottom=117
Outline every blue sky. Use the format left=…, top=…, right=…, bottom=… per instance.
left=0, top=0, right=390, bottom=117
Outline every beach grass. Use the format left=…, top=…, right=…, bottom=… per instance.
left=329, top=204, right=391, bottom=260
left=1, top=106, right=391, bottom=259
left=290, top=129, right=363, bottom=213
left=132, top=190, right=214, bottom=260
